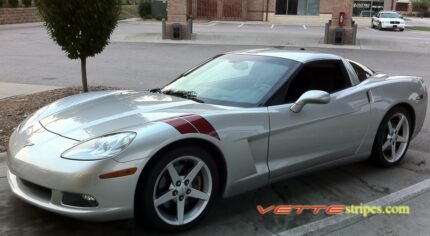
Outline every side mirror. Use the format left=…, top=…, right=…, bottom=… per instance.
left=290, top=90, right=330, bottom=113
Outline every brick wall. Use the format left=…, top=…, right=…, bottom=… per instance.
left=319, top=0, right=394, bottom=15
left=0, top=8, right=41, bottom=25
left=167, top=0, right=188, bottom=22
left=320, top=0, right=336, bottom=14
left=247, top=0, right=265, bottom=20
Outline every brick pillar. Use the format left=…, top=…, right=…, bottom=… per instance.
left=407, top=3, right=413, bottom=13
left=242, top=0, right=247, bottom=20
left=168, top=0, right=188, bottom=22
left=217, top=0, right=223, bottom=19
left=326, top=0, right=355, bottom=45
left=166, top=0, right=191, bottom=39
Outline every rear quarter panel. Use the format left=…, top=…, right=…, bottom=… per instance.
left=357, top=75, right=427, bottom=153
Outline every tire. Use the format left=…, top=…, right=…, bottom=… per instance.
left=135, top=146, right=219, bottom=232
left=371, top=107, right=412, bottom=167
left=378, top=23, right=382, bottom=30
left=399, top=28, right=404, bottom=32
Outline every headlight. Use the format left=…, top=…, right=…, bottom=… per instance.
left=61, top=132, right=137, bottom=161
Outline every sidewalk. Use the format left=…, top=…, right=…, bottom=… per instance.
left=0, top=82, right=60, bottom=100
left=327, top=190, right=430, bottom=235
left=0, top=152, right=5, bottom=178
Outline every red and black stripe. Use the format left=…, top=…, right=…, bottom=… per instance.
left=163, top=115, right=220, bottom=140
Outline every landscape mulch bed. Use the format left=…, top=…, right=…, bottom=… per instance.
left=0, top=86, right=120, bottom=152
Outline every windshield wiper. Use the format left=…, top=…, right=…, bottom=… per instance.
left=162, top=90, right=205, bottom=103
left=149, top=88, right=162, bottom=93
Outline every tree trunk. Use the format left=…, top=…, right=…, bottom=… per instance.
left=80, top=57, right=89, bottom=92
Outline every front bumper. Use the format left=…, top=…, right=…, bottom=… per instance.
left=6, top=125, right=143, bottom=221
left=381, top=22, right=405, bottom=29
left=7, top=169, right=133, bottom=221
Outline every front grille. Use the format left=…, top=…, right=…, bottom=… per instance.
left=390, top=21, right=400, bottom=24
left=21, top=179, right=52, bottom=201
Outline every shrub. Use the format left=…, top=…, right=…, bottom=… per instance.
left=154, top=15, right=164, bottom=21
left=36, top=0, right=121, bottom=92
left=23, top=0, right=32, bottom=7
left=0, top=0, right=4, bottom=8
left=9, top=0, right=19, bottom=7
left=138, top=0, right=152, bottom=18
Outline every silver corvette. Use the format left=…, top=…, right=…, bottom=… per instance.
left=6, top=49, right=428, bottom=231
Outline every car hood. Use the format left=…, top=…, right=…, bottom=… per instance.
left=380, top=17, right=404, bottom=22
left=38, top=90, right=228, bottom=140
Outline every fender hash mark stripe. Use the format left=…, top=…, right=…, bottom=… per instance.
left=163, top=115, right=220, bottom=140
left=164, top=117, right=198, bottom=134
left=181, top=115, right=220, bottom=140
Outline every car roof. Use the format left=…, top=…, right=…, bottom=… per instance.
left=227, top=48, right=343, bottom=63
left=379, top=11, right=398, bottom=14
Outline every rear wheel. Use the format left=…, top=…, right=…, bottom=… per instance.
left=135, top=146, right=219, bottom=232
left=371, top=107, right=412, bottom=166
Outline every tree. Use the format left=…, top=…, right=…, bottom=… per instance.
left=412, top=0, right=430, bottom=16
left=35, top=0, right=121, bottom=92
left=23, top=0, right=32, bottom=7
left=8, top=0, right=18, bottom=8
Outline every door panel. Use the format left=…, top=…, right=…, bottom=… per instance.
left=268, top=87, right=371, bottom=180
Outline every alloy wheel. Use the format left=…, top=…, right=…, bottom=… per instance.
left=382, top=113, right=410, bottom=163
left=153, top=156, right=212, bottom=226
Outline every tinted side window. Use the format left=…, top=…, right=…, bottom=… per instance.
left=285, top=60, right=351, bottom=103
left=348, top=60, right=374, bottom=82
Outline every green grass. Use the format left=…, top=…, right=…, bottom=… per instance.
left=407, top=26, right=430, bottom=31
left=119, top=5, right=139, bottom=20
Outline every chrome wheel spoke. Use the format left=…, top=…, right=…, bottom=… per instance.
left=390, top=143, right=396, bottom=160
left=395, top=116, right=405, bottom=132
left=185, top=161, right=204, bottom=182
left=167, top=163, right=181, bottom=183
left=188, top=188, right=210, bottom=201
left=382, top=140, right=391, bottom=151
left=155, top=189, right=175, bottom=207
left=397, top=136, right=408, bottom=143
left=177, top=196, right=185, bottom=225
left=388, top=121, right=394, bottom=133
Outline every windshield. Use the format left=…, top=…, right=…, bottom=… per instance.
left=161, top=54, right=299, bottom=107
left=380, top=12, right=400, bottom=18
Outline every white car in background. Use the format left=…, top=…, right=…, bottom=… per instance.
left=372, top=11, right=405, bottom=31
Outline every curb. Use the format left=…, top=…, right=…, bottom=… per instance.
left=278, top=178, right=430, bottom=236
left=111, top=38, right=364, bottom=51
left=0, top=82, right=61, bottom=100
left=0, top=22, right=43, bottom=30
left=0, top=152, right=6, bottom=178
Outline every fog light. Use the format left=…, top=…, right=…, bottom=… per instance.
left=62, top=192, right=99, bottom=207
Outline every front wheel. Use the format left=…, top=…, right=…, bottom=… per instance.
left=135, top=146, right=219, bottom=232
left=371, top=107, right=412, bottom=166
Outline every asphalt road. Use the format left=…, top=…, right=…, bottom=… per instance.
left=1, top=21, right=430, bottom=90
left=0, top=21, right=430, bottom=235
